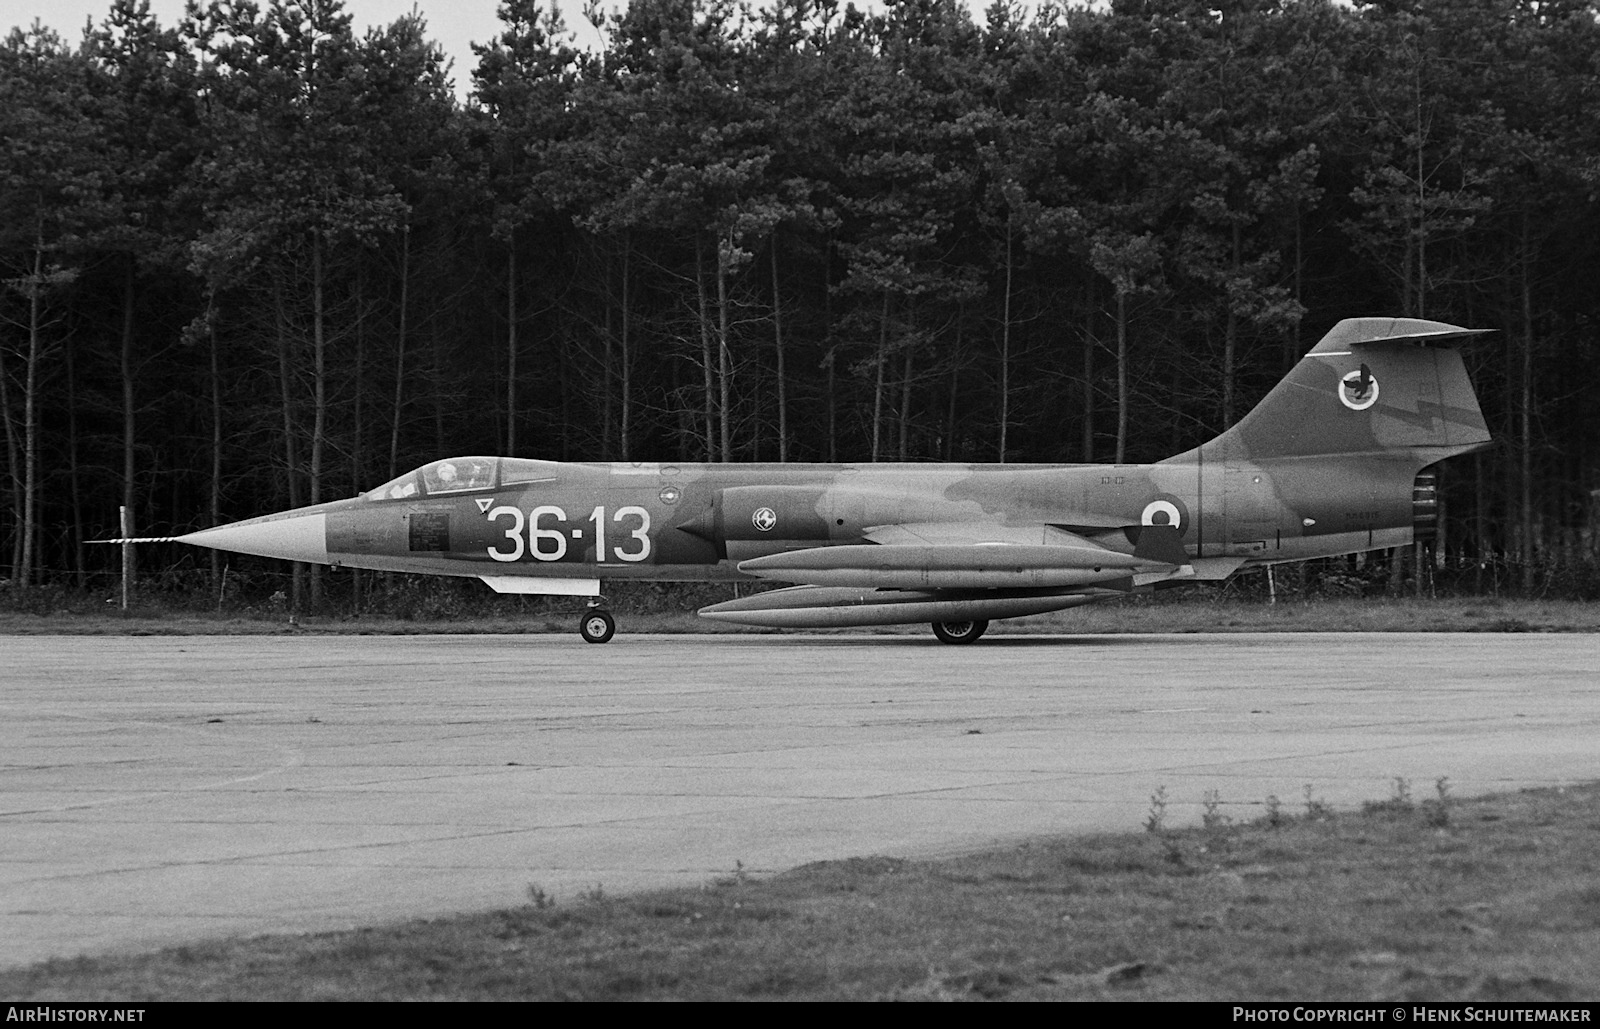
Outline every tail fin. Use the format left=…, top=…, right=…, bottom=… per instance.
left=1202, top=317, right=1493, bottom=463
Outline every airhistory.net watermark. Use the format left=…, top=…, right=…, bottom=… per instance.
left=6, top=1009, right=145, bottom=1023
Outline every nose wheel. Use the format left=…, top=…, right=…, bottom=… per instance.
left=579, top=605, right=615, bottom=644
left=931, top=619, right=988, bottom=645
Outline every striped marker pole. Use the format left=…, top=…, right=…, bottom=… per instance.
left=120, top=506, right=131, bottom=613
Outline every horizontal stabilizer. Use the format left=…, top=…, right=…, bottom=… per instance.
left=1348, top=327, right=1495, bottom=348
left=1307, top=318, right=1495, bottom=356
left=1186, top=557, right=1249, bottom=580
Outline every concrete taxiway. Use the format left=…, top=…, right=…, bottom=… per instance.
left=2, top=631, right=1597, bottom=968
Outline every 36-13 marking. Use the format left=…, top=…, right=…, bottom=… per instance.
left=487, top=505, right=651, bottom=563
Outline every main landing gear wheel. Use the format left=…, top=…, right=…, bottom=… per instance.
left=579, top=608, right=616, bottom=644
left=931, top=619, right=989, bottom=645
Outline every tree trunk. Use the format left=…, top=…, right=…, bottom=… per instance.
left=120, top=258, right=137, bottom=589
left=1520, top=216, right=1535, bottom=592
left=21, top=245, right=43, bottom=587
left=620, top=234, right=632, bottom=462
left=1430, top=465, right=1445, bottom=596
left=309, top=236, right=327, bottom=610
left=824, top=242, right=836, bottom=462
left=273, top=275, right=303, bottom=615
left=506, top=238, right=518, bottom=455
left=716, top=232, right=733, bottom=463
left=352, top=262, right=366, bottom=610
left=898, top=336, right=913, bottom=461
left=1414, top=65, right=1427, bottom=319
left=945, top=312, right=962, bottom=461
left=872, top=290, right=890, bottom=462
left=825, top=347, right=837, bottom=463
left=1082, top=282, right=1095, bottom=462
left=388, top=223, right=410, bottom=479
left=558, top=321, right=572, bottom=460
left=209, top=305, right=222, bottom=584
left=1114, top=289, right=1128, bottom=464
left=1223, top=223, right=1239, bottom=427
left=601, top=264, right=614, bottom=459
left=0, top=317, right=21, bottom=579
left=999, top=214, right=1013, bottom=463
left=431, top=320, right=446, bottom=456
left=825, top=248, right=838, bottom=460
left=1473, top=451, right=1486, bottom=594
left=771, top=242, right=787, bottom=462
left=695, top=239, right=716, bottom=461
left=1287, top=202, right=1303, bottom=373
left=66, top=335, right=85, bottom=587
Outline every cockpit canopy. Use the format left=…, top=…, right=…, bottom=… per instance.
left=363, top=457, right=559, bottom=501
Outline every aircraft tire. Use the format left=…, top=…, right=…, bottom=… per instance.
left=579, top=609, right=616, bottom=644
left=931, top=619, right=988, bottom=645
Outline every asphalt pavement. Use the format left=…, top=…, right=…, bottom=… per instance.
left=3, top=631, right=1597, bottom=967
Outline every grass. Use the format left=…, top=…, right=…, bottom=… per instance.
left=5, top=783, right=1598, bottom=1000
left=2, top=595, right=1599, bottom=637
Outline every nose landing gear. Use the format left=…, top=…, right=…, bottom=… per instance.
left=579, top=599, right=615, bottom=644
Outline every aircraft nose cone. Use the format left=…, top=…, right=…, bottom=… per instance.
left=178, top=512, right=329, bottom=565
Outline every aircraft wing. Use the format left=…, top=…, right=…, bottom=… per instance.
left=736, top=521, right=1183, bottom=590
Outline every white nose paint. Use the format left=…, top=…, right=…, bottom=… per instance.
left=179, top=513, right=329, bottom=565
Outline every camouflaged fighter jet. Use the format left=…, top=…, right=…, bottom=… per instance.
left=128, top=317, right=1492, bottom=643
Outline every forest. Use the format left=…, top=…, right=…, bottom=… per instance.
left=2, top=0, right=1598, bottom=611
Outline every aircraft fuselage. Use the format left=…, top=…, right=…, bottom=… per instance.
left=207, top=451, right=1429, bottom=584
left=148, top=317, right=1494, bottom=642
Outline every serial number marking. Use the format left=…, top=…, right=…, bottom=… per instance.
left=486, top=505, right=651, bottom=564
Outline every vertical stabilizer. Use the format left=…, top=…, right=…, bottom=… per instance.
left=1197, top=318, right=1493, bottom=464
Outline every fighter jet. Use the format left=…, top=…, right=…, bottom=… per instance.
left=123, top=317, right=1492, bottom=643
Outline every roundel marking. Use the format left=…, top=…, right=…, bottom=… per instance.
left=752, top=507, right=778, bottom=532
left=1141, top=499, right=1182, bottom=530
left=658, top=484, right=682, bottom=505
left=1339, top=368, right=1380, bottom=411
left=1140, top=494, right=1189, bottom=536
